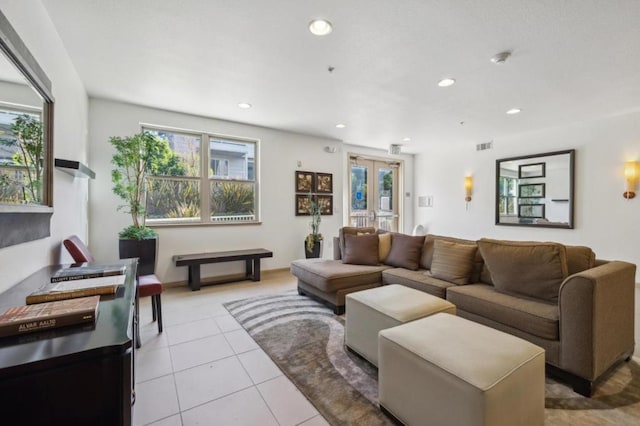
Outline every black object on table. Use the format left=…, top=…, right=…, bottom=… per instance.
left=0, top=259, right=137, bottom=426
left=174, top=248, right=273, bottom=290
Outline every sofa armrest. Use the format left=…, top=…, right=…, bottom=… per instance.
left=558, top=260, right=636, bottom=380
left=333, top=236, right=341, bottom=260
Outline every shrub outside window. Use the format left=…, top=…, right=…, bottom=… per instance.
left=144, top=127, right=258, bottom=224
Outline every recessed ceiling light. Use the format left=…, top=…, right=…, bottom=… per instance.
left=402, top=137, right=411, bottom=142
left=506, top=108, right=522, bottom=115
left=237, top=103, right=252, bottom=109
left=335, top=123, right=346, bottom=128
left=309, top=19, right=333, bottom=36
left=437, top=78, right=456, bottom=87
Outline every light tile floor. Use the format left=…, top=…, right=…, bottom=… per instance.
left=134, top=270, right=640, bottom=426
left=134, top=269, right=330, bottom=426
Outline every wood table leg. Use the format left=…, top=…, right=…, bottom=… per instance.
left=253, top=257, right=261, bottom=281
left=245, top=259, right=253, bottom=280
left=188, top=265, right=201, bottom=291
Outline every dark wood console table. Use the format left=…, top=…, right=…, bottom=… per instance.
left=0, top=259, right=137, bottom=426
left=174, top=248, right=273, bottom=290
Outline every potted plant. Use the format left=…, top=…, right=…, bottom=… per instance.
left=110, top=131, right=165, bottom=275
left=305, top=194, right=323, bottom=258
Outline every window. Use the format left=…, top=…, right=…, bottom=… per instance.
left=0, top=107, right=43, bottom=204
left=498, top=175, right=518, bottom=216
left=144, top=127, right=258, bottom=224
left=211, top=158, right=229, bottom=178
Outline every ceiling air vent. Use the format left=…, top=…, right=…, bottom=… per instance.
left=476, top=141, right=493, bottom=151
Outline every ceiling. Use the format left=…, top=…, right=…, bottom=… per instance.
left=40, top=0, right=640, bottom=153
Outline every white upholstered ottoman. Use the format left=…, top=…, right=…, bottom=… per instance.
left=345, top=284, right=456, bottom=366
left=379, top=313, right=545, bottom=426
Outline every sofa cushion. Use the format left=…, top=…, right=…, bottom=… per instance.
left=420, top=234, right=484, bottom=282
left=378, top=233, right=392, bottom=263
left=565, top=245, right=596, bottom=275
left=339, top=227, right=376, bottom=258
left=291, top=259, right=389, bottom=293
left=382, top=269, right=455, bottom=299
left=430, top=239, right=478, bottom=285
left=478, top=239, right=568, bottom=303
left=384, top=233, right=425, bottom=271
left=447, top=284, right=559, bottom=340
left=342, top=233, right=380, bottom=266
left=480, top=264, right=494, bottom=285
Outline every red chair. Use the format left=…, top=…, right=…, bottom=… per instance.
left=63, top=235, right=163, bottom=347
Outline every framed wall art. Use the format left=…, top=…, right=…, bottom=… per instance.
left=295, top=171, right=315, bottom=193
left=518, top=183, right=545, bottom=198
left=295, top=194, right=312, bottom=216
left=316, top=173, right=333, bottom=194
left=518, top=204, right=545, bottom=219
left=518, top=162, right=546, bottom=179
left=316, top=195, right=333, bottom=215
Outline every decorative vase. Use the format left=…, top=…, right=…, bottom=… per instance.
left=119, top=237, right=157, bottom=275
left=304, top=240, right=322, bottom=259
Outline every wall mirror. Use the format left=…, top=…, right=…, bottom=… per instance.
left=495, top=149, right=575, bottom=229
left=0, top=10, right=55, bottom=248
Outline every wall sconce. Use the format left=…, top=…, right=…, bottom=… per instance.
left=464, top=176, right=473, bottom=202
left=623, top=161, right=639, bottom=199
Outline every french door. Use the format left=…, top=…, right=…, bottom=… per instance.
left=348, top=156, right=400, bottom=231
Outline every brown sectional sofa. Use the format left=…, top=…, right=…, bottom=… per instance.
left=290, top=227, right=637, bottom=397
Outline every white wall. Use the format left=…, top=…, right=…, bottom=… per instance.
left=0, top=1, right=89, bottom=293
left=414, top=111, right=640, bottom=281
left=88, top=98, right=345, bottom=283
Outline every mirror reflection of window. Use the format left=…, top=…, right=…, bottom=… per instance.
left=0, top=52, right=45, bottom=205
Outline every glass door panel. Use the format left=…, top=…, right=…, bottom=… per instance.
left=348, top=157, right=399, bottom=231
left=349, top=160, right=372, bottom=227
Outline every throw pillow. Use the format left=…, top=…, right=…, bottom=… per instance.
left=478, top=238, right=568, bottom=303
left=339, top=227, right=376, bottom=258
left=420, top=234, right=483, bottom=282
left=384, top=233, right=425, bottom=271
left=342, top=233, right=380, bottom=266
left=378, top=232, right=391, bottom=262
left=430, top=239, right=478, bottom=285
left=565, top=245, right=596, bottom=275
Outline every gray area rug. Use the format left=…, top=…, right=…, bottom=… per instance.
left=224, top=292, right=640, bottom=425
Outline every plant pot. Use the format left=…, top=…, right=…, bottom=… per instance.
left=304, top=240, right=322, bottom=259
left=119, top=237, right=157, bottom=275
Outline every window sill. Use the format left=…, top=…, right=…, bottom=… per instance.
left=147, top=220, right=262, bottom=229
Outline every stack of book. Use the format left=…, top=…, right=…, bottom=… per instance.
left=0, top=264, right=127, bottom=339
left=0, top=295, right=100, bottom=338
left=26, top=263, right=127, bottom=305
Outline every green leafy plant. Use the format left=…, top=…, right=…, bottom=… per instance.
left=0, top=114, right=43, bottom=203
left=210, top=181, right=255, bottom=216
left=305, top=193, right=323, bottom=252
left=110, top=131, right=179, bottom=239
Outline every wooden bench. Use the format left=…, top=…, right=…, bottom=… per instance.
left=173, top=248, right=273, bottom=290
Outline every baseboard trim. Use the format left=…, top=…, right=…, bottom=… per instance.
left=162, top=267, right=291, bottom=288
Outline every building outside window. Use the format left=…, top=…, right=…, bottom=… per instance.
left=144, top=127, right=258, bottom=224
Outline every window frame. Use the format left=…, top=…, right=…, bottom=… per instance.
left=142, top=124, right=260, bottom=226
left=498, top=175, right=518, bottom=216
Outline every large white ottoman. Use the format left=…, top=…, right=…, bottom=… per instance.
left=379, top=313, right=545, bottom=426
left=345, top=284, right=456, bottom=366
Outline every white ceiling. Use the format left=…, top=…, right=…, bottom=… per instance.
left=41, top=0, right=640, bottom=153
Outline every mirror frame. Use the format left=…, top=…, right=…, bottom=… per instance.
left=495, top=149, right=575, bottom=229
left=0, top=10, right=55, bottom=248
